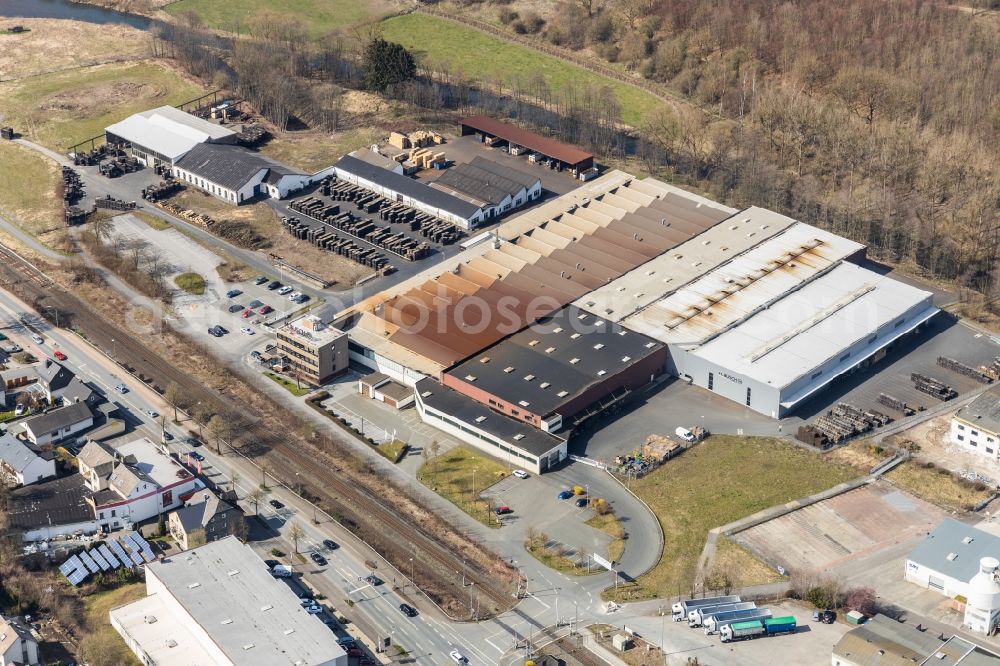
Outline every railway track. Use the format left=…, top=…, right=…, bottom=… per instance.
left=0, top=245, right=513, bottom=617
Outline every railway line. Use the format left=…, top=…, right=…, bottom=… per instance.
left=0, top=244, right=514, bottom=618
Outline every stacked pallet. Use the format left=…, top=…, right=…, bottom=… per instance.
left=937, top=356, right=994, bottom=384
left=911, top=372, right=957, bottom=400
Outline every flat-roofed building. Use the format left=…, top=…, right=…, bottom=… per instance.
left=951, top=387, right=1000, bottom=459
left=276, top=315, right=348, bottom=386
left=832, top=614, right=1000, bottom=666
left=443, top=305, right=667, bottom=434
left=110, top=536, right=346, bottom=666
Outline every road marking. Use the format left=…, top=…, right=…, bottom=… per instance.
left=484, top=638, right=504, bottom=653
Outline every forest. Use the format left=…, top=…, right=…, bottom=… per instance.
left=158, top=0, right=999, bottom=312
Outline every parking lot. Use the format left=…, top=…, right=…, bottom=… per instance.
left=619, top=601, right=850, bottom=666
left=733, top=482, right=945, bottom=577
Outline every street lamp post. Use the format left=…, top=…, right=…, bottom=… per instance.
left=111, top=337, right=116, bottom=358
left=409, top=557, right=414, bottom=588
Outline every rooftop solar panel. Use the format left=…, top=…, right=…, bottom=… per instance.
left=109, top=539, right=132, bottom=567
left=98, top=544, right=120, bottom=569
left=88, top=548, right=110, bottom=571
left=78, top=550, right=100, bottom=574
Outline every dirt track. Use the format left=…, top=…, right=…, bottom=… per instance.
left=0, top=242, right=515, bottom=618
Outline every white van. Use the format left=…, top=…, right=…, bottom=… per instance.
left=675, top=427, right=696, bottom=442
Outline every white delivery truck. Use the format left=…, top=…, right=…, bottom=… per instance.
left=671, top=595, right=741, bottom=622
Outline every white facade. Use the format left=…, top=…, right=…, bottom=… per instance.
left=952, top=419, right=1000, bottom=458
left=172, top=165, right=265, bottom=204
left=24, top=413, right=93, bottom=446
left=0, top=434, right=55, bottom=486
left=334, top=167, right=484, bottom=229
left=22, top=518, right=98, bottom=543
left=0, top=616, right=40, bottom=666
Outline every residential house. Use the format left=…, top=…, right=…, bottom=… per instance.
left=79, top=438, right=204, bottom=532
left=0, top=433, right=55, bottom=486
left=21, top=402, right=93, bottom=446
left=168, top=492, right=245, bottom=550
left=0, top=615, right=40, bottom=666
left=35, top=360, right=96, bottom=405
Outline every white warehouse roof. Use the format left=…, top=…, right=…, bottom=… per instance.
left=688, top=261, right=937, bottom=401
left=113, top=536, right=344, bottom=666
left=577, top=207, right=799, bottom=322
left=105, top=106, right=235, bottom=162
left=622, top=219, right=866, bottom=344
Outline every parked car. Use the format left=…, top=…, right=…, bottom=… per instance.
left=188, top=451, right=205, bottom=462
left=323, top=539, right=339, bottom=550
left=253, top=276, right=269, bottom=285
left=216, top=325, right=229, bottom=334
left=305, top=604, right=323, bottom=614
left=575, top=498, right=588, bottom=508
left=226, top=289, right=242, bottom=298
left=1, top=344, right=21, bottom=353
left=248, top=299, right=264, bottom=309
left=264, top=559, right=280, bottom=569
left=162, top=431, right=174, bottom=441
left=228, top=304, right=244, bottom=313
left=53, top=350, right=67, bottom=361
left=267, top=281, right=282, bottom=290
left=675, top=427, right=696, bottom=442
left=208, top=327, right=223, bottom=338
left=399, top=603, right=417, bottom=617
left=240, top=327, right=254, bottom=335
left=185, top=436, right=202, bottom=448
left=31, top=334, right=44, bottom=345
left=114, top=383, right=128, bottom=394
left=271, top=564, right=292, bottom=578
left=294, top=294, right=310, bottom=304
left=364, top=575, right=382, bottom=586
left=558, top=490, right=574, bottom=500
left=512, top=470, right=529, bottom=479
left=277, top=286, right=293, bottom=295
left=310, top=552, right=327, bottom=566
left=269, top=499, right=284, bottom=510
left=495, top=505, right=512, bottom=515
left=450, top=650, right=468, bottom=664
left=287, top=291, right=301, bottom=301
left=242, top=309, right=253, bottom=319
left=0, top=332, right=7, bottom=340
left=14, top=403, right=26, bottom=416
left=337, top=637, right=356, bottom=648
left=251, top=351, right=262, bottom=361
left=258, top=305, right=273, bottom=314
left=146, top=409, right=159, bottom=419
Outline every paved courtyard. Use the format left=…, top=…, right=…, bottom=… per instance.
left=733, top=482, right=945, bottom=576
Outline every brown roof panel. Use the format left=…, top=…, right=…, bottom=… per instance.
left=461, top=116, right=594, bottom=167
left=576, top=235, right=650, bottom=266
left=547, top=247, right=621, bottom=280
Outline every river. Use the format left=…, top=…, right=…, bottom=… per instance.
left=0, top=0, right=152, bottom=29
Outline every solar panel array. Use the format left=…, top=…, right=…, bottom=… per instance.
left=59, top=532, right=155, bottom=586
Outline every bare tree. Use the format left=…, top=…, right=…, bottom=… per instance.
left=206, top=414, right=230, bottom=454
left=288, top=521, right=304, bottom=554
left=248, top=487, right=265, bottom=516
left=164, top=382, right=182, bottom=422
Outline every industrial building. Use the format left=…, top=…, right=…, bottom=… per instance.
left=577, top=207, right=937, bottom=418
left=172, top=143, right=314, bottom=204
left=430, top=156, right=542, bottom=221
left=951, top=387, right=1000, bottom=459
left=460, top=115, right=595, bottom=174
left=110, top=536, right=346, bottom=666
left=332, top=153, right=489, bottom=229
left=414, top=378, right=567, bottom=473
left=443, top=305, right=666, bottom=433
left=104, top=106, right=238, bottom=168
left=906, top=519, right=1000, bottom=634
left=832, top=614, right=1000, bottom=666
left=275, top=314, right=349, bottom=385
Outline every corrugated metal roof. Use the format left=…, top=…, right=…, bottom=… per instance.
left=105, top=106, right=235, bottom=161
left=461, top=115, right=593, bottom=167
left=682, top=262, right=937, bottom=396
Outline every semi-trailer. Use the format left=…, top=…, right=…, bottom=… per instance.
left=672, top=596, right=741, bottom=622
left=720, top=620, right=766, bottom=643
left=704, top=608, right=773, bottom=634
left=763, top=616, right=797, bottom=636
left=690, top=602, right=757, bottom=627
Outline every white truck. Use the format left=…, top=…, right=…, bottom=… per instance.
left=704, top=608, right=772, bottom=634
left=690, top=601, right=756, bottom=627
left=671, top=595, right=741, bottom=622
left=720, top=619, right=766, bottom=643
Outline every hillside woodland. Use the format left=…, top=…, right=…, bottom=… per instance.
left=157, top=0, right=998, bottom=310
left=473, top=0, right=1000, bottom=304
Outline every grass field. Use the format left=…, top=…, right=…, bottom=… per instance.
left=712, top=536, right=787, bottom=588
left=133, top=211, right=172, bottom=231
left=81, top=583, right=145, bottom=665
left=0, top=60, right=209, bottom=151
left=417, top=446, right=509, bottom=528
left=584, top=510, right=626, bottom=564
left=886, top=461, right=993, bottom=511
left=260, top=126, right=385, bottom=173
left=165, top=0, right=396, bottom=38
left=610, top=435, right=857, bottom=601
left=380, top=13, right=660, bottom=126
left=0, top=19, right=147, bottom=81
left=0, top=142, right=62, bottom=235
left=174, top=271, right=206, bottom=295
